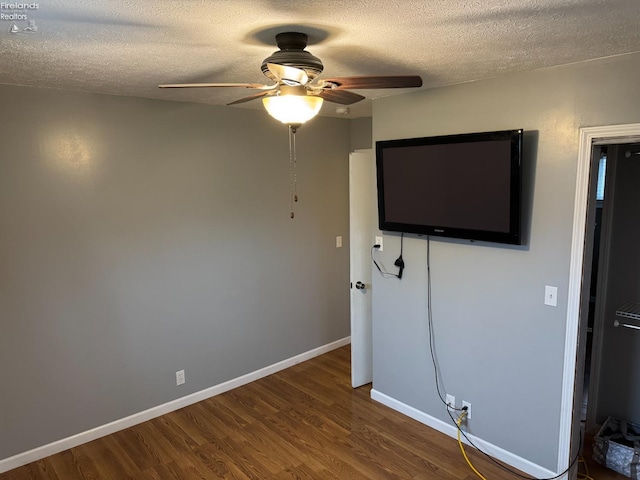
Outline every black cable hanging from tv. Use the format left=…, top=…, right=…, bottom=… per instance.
left=371, top=233, right=404, bottom=279
left=394, top=233, right=405, bottom=279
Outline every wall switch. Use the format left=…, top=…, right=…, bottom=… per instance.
left=446, top=394, right=455, bottom=412
left=544, top=285, right=558, bottom=307
left=336, top=236, right=343, bottom=248
left=375, top=236, right=383, bottom=251
left=176, top=370, right=185, bottom=386
left=462, top=400, right=472, bottom=420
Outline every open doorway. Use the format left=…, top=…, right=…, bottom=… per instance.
left=558, top=124, right=640, bottom=478
left=583, top=141, right=640, bottom=424
left=568, top=128, right=640, bottom=478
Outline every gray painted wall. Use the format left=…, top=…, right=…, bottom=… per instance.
left=596, top=144, right=640, bottom=424
left=350, top=117, right=373, bottom=151
left=371, top=52, right=640, bottom=471
left=0, top=85, right=351, bottom=460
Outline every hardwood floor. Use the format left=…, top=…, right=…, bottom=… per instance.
left=0, top=346, right=620, bottom=479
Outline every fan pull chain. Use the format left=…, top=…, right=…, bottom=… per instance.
left=292, top=127, right=298, bottom=203
left=288, top=125, right=297, bottom=218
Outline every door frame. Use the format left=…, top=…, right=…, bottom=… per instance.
left=560, top=123, right=640, bottom=475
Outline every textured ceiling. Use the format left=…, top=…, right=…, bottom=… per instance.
left=1, top=0, right=639, bottom=118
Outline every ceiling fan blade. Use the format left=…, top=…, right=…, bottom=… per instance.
left=321, top=75, right=423, bottom=90
left=318, top=89, right=366, bottom=105
left=227, top=91, right=274, bottom=106
left=159, top=82, right=274, bottom=89
left=267, top=63, right=309, bottom=86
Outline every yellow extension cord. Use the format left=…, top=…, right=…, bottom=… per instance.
left=455, top=412, right=596, bottom=480
left=456, top=411, right=488, bottom=480
left=576, top=457, right=596, bottom=480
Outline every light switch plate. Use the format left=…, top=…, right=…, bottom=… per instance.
left=544, top=286, right=558, bottom=307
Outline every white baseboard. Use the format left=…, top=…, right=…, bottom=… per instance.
left=0, top=337, right=351, bottom=474
left=370, top=389, right=564, bottom=480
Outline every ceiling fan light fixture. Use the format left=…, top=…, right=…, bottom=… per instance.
left=262, top=94, right=323, bottom=127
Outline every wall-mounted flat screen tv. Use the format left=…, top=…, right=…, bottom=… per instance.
left=376, top=129, right=523, bottom=245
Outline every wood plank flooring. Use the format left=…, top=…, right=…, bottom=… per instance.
left=0, top=346, right=621, bottom=479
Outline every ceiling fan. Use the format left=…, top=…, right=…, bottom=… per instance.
left=159, top=31, right=423, bottom=126
left=159, top=32, right=422, bottom=219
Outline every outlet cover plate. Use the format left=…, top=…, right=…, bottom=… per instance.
left=545, top=285, right=558, bottom=306
left=462, top=400, right=472, bottom=420
left=446, top=394, right=455, bottom=412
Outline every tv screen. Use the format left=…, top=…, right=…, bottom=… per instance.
left=376, top=129, right=523, bottom=245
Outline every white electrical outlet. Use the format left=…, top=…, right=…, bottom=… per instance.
left=446, top=394, right=455, bottom=412
left=176, top=370, right=185, bottom=386
left=462, top=400, right=472, bottom=420
left=336, top=236, right=343, bottom=248
left=375, top=236, right=383, bottom=251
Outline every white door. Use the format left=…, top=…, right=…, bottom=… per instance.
left=349, top=149, right=375, bottom=388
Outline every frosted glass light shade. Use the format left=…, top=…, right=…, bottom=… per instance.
left=262, top=95, right=323, bottom=126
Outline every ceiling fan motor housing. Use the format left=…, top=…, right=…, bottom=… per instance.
left=261, top=32, right=324, bottom=82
